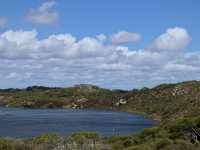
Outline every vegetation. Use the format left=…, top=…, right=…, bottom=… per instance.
left=1, top=81, right=200, bottom=149
left=107, top=116, right=200, bottom=150
left=0, top=84, right=121, bottom=109
left=0, top=132, right=110, bottom=150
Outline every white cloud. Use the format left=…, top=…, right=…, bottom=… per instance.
left=111, top=31, right=141, bottom=44
left=7, top=72, right=17, bottom=79
left=98, top=63, right=131, bottom=71
left=0, top=27, right=199, bottom=89
left=96, top=34, right=107, bottom=42
left=150, top=27, right=191, bottom=51
left=1, top=30, right=38, bottom=45
left=0, top=18, right=7, bottom=27
left=26, top=1, right=59, bottom=25
left=163, top=63, right=198, bottom=72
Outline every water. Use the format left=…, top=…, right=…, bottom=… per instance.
left=0, top=108, right=157, bottom=138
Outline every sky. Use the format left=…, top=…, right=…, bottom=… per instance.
left=0, top=0, right=200, bottom=89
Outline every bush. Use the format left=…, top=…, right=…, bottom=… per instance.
left=70, top=132, right=101, bottom=144
left=153, top=138, right=173, bottom=150
left=0, top=139, right=14, bottom=150
left=31, top=133, right=61, bottom=144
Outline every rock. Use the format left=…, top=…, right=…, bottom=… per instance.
left=172, top=86, right=188, bottom=96
left=77, top=98, right=89, bottom=103
left=72, top=103, right=78, bottom=109
left=115, top=102, right=120, bottom=107
left=119, top=99, right=127, bottom=105
left=115, top=99, right=127, bottom=106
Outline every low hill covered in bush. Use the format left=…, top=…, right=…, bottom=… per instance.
left=1, top=81, right=200, bottom=149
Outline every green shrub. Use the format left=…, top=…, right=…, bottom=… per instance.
left=153, top=138, right=173, bottom=150
left=70, top=132, right=101, bottom=144
left=0, top=139, right=14, bottom=150
left=31, top=133, right=61, bottom=144
left=124, top=144, right=152, bottom=150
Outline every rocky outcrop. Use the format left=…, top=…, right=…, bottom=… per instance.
left=115, top=99, right=127, bottom=106
left=76, top=98, right=89, bottom=104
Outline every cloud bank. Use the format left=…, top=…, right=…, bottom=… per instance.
left=0, top=27, right=199, bottom=89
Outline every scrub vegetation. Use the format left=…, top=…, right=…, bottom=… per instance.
left=1, top=80, right=200, bottom=149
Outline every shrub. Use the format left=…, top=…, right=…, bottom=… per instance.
left=31, top=134, right=61, bottom=144
left=0, top=139, right=14, bottom=150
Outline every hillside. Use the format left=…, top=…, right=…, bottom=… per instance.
left=1, top=81, right=200, bottom=149
left=0, top=81, right=200, bottom=121
left=0, top=84, right=121, bottom=109
left=121, top=80, right=200, bottom=121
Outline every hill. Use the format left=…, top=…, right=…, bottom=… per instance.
left=0, top=80, right=200, bottom=121
left=1, top=81, right=200, bottom=149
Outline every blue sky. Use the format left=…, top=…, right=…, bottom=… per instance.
left=0, top=0, right=199, bottom=89
left=1, top=0, right=199, bottom=49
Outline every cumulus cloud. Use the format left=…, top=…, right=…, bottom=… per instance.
left=26, top=1, right=59, bottom=25
left=2, top=30, right=38, bottom=45
left=0, top=27, right=199, bottom=89
left=0, top=18, right=7, bottom=27
left=150, top=27, right=191, bottom=51
left=111, top=31, right=141, bottom=44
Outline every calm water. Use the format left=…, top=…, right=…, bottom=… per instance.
left=0, top=108, right=156, bottom=138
